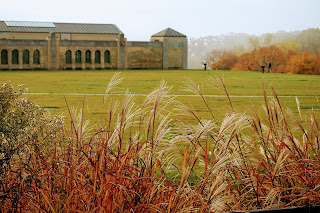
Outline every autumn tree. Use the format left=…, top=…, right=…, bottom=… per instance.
left=252, top=45, right=287, bottom=73
left=275, top=39, right=302, bottom=53
left=232, top=52, right=258, bottom=71
left=205, top=49, right=230, bottom=69
left=286, top=52, right=320, bottom=74
left=248, top=36, right=260, bottom=50
left=211, top=52, right=238, bottom=70
left=232, top=44, right=247, bottom=56
left=297, top=28, right=320, bottom=53
left=206, top=30, right=320, bottom=75
left=231, top=46, right=286, bottom=72
left=263, top=33, right=274, bottom=46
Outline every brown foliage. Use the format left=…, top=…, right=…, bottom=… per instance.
left=224, top=46, right=287, bottom=72
left=213, top=43, right=320, bottom=75
left=232, top=52, right=259, bottom=71
left=211, top=52, right=238, bottom=70
left=286, top=52, right=320, bottom=74
left=251, top=45, right=287, bottom=73
left=205, top=49, right=228, bottom=68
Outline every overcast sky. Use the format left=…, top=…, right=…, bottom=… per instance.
left=1, top=0, right=319, bottom=41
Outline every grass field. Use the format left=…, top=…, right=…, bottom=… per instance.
left=1, top=69, right=320, bottom=127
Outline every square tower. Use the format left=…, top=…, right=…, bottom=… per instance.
left=151, top=28, right=187, bottom=69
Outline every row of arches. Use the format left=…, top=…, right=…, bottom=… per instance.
left=66, top=50, right=111, bottom=64
left=1, top=49, right=40, bottom=65
left=1, top=49, right=112, bottom=67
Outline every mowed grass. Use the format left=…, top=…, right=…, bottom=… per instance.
left=1, top=69, right=320, bottom=127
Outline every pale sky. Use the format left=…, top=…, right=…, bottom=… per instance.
left=1, top=0, right=319, bottom=41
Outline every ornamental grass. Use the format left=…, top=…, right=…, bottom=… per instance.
left=1, top=73, right=320, bottom=212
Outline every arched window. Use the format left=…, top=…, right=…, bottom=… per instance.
left=1, top=49, right=8, bottom=65
left=104, top=50, right=110, bottom=64
left=95, top=50, right=101, bottom=64
left=66, top=50, right=72, bottom=64
left=85, top=50, right=91, bottom=64
left=23, top=50, right=29, bottom=64
left=75, top=50, right=81, bottom=64
left=12, top=50, right=19, bottom=64
left=33, top=50, right=40, bottom=64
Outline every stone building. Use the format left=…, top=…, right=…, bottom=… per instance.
left=0, top=21, right=187, bottom=70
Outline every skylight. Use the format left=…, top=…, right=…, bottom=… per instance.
left=4, top=21, right=55, bottom=28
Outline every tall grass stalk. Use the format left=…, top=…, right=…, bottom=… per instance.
left=1, top=74, right=320, bottom=212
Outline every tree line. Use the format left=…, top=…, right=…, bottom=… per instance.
left=188, top=29, right=302, bottom=69
left=207, top=28, right=320, bottom=74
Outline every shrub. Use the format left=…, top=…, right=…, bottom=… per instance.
left=286, top=52, right=320, bottom=74
left=0, top=82, right=65, bottom=172
left=211, top=52, right=238, bottom=70
left=232, top=52, right=259, bottom=71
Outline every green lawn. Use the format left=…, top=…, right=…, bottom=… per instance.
left=1, top=69, right=320, bottom=127
left=2, top=69, right=320, bottom=95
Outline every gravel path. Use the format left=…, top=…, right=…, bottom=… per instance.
left=24, top=93, right=320, bottom=98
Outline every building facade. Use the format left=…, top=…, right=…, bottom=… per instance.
left=0, top=21, right=187, bottom=70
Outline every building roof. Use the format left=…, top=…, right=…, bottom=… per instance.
left=0, top=21, right=123, bottom=34
left=152, top=28, right=186, bottom=37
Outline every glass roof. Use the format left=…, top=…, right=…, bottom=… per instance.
left=4, top=21, right=55, bottom=28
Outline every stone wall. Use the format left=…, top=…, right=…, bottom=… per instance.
left=0, top=39, right=48, bottom=70
left=58, top=40, right=118, bottom=70
left=166, top=37, right=187, bottom=69
left=150, top=36, right=188, bottom=69
left=0, top=32, right=48, bottom=40
left=126, top=41, right=163, bottom=69
left=0, top=32, right=121, bottom=70
left=68, top=34, right=119, bottom=41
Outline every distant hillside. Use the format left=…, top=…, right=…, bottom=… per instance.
left=188, top=29, right=317, bottom=69
left=188, top=33, right=251, bottom=69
